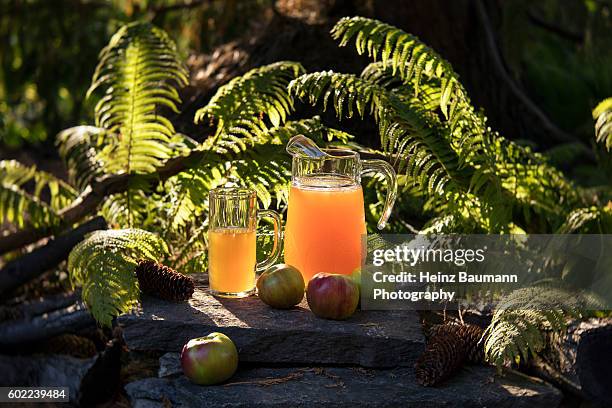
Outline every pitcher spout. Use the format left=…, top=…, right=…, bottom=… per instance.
left=286, top=135, right=329, bottom=158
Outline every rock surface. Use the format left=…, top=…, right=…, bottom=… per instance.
left=119, top=276, right=424, bottom=367
left=126, top=354, right=562, bottom=408
left=0, top=354, right=97, bottom=404
left=0, top=340, right=121, bottom=406
left=539, top=317, right=612, bottom=404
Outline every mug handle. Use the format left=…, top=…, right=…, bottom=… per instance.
left=361, top=159, right=398, bottom=230
left=256, top=209, right=282, bottom=272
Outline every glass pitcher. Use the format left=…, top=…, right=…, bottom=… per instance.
left=284, top=137, right=397, bottom=282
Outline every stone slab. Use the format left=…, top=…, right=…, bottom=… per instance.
left=119, top=275, right=424, bottom=368
left=0, top=354, right=97, bottom=404
left=126, top=357, right=562, bottom=408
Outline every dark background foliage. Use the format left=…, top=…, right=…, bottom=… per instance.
left=1, top=0, right=611, bottom=183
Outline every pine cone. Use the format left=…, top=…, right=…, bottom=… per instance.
left=41, top=334, right=97, bottom=358
left=427, top=323, right=486, bottom=364
left=415, top=327, right=467, bottom=386
left=135, top=260, right=194, bottom=302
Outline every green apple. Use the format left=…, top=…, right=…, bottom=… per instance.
left=256, top=264, right=305, bottom=309
left=180, top=332, right=238, bottom=385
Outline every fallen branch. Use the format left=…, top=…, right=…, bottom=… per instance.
left=0, top=217, right=107, bottom=294
left=13, top=291, right=81, bottom=318
left=0, top=302, right=95, bottom=347
left=530, top=356, right=585, bottom=399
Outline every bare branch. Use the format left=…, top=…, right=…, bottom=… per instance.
left=0, top=217, right=107, bottom=294
left=0, top=303, right=95, bottom=347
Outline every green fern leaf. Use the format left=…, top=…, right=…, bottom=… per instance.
left=557, top=206, right=612, bottom=233
left=56, top=126, right=107, bottom=191
left=332, top=17, right=466, bottom=119
left=484, top=286, right=603, bottom=369
left=87, top=21, right=188, bottom=175
left=85, top=22, right=187, bottom=227
left=289, top=72, right=469, bottom=201
left=593, top=98, right=612, bottom=151
left=194, top=61, right=304, bottom=150
left=68, top=228, right=169, bottom=327
left=0, top=184, right=58, bottom=229
left=0, top=160, right=77, bottom=228
left=325, top=19, right=579, bottom=232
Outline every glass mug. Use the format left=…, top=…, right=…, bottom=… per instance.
left=208, top=187, right=282, bottom=298
left=284, top=136, right=397, bottom=282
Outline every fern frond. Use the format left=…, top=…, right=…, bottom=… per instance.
left=484, top=286, right=603, bottom=369
left=0, top=160, right=76, bottom=210
left=291, top=72, right=458, bottom=191
left=163, top=117, right=331, bottom=231
left=85, top=21, right=187, bottom=227
left=557, top=206, right=612, bottom=233
left=0, top=184, right=59, bottom=229
left=593, top=97, right=612, bottom=151
left=67, top=228, right=169, bottom=326
left=194, top=61, right=305, bottom=151
left=172, top=224, right=208, bottom=274
left=163, top=152, right=220, bottom=231
left=332, top=17, right=467, bottom=119
left=490, top=139, right=580, bottom=228
left=227, top=144, right=292, bottom=208
left=56, top=126, right=106, bottom=191
left=101, top=190, right=157, bottom=229
left=0, top=160, right=78, bottom=228
left=331, top=21, right=579, bottom=232
left=87, top=21, right=188, bottom=175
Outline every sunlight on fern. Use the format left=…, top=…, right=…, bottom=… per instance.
left=56, top=126, right=106, bottom=191
left=484, top=286, right=605, bottom=369
left=593, top=97, right=612, bottom=151
left=195, top=61, right=305, bottom=152
left=68, top=229, right=169, bottom=327
left=0, top=160, right=77, bottom=228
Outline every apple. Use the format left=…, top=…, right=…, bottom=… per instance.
left=256, top=264, right=305, bottom=309
left=180, top=332, right=238, bottom=385
left=306, top=272, right=359, bottom=320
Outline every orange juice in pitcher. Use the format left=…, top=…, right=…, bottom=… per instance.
left=284, top=136, right=397, bottom=282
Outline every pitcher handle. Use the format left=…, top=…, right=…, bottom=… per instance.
left=361, top=159, right=397, bottom=230
left=256, top=209, right=283, bottom=272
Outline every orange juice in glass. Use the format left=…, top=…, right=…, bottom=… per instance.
left=208, top=187, right=282, bottom=298
left=284, top=136, right=397, bottom=282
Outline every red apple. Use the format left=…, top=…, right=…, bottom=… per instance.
left=256, top=264, right=305, bottom=309
left=180, top=332, right=238, bottom=385
left=306, top=273, right=360, bottom=320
